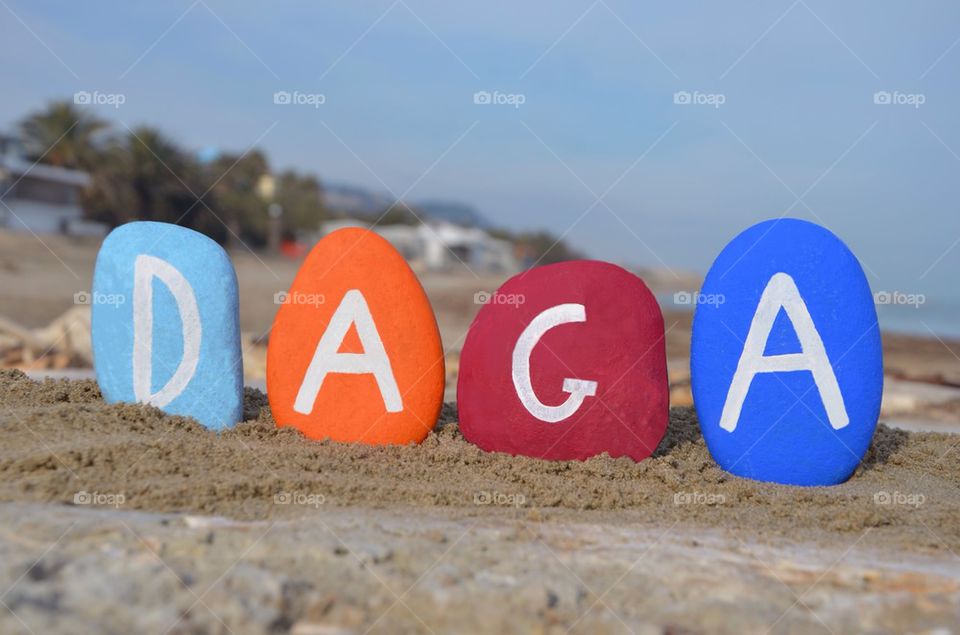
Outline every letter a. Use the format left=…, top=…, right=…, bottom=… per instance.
left=294, top=289, right=402, bottom=415
left=132, top=254, right=202, bottom=408
left=512, top=303, right=598, bottom=423
left=719, top=272, right=848, bottom=432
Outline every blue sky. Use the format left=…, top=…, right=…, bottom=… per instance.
left=2, top=1, right=959, bottom=307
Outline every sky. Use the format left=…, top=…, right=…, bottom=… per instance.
left=2, top=0, right=960, bottom=330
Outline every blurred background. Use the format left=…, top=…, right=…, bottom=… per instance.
left=1, top=1, right=959, bottom=424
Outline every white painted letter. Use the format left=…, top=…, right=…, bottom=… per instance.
left=720, top=272, right=848, bottom=432
left=132, top=254, right=202, bottom=408
left=512, top=303, right=598, bottom=423
left=294, top=289, right=402, bottom=415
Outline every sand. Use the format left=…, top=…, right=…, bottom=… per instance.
left=1, top=369, right=958, bottom=554
left=2, top=369, right=960, bottom=633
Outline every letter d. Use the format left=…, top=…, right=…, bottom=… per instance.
left=132, top=255, right=202, bottom=407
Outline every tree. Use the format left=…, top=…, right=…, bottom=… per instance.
left=204, top=150, right=270, bottom=246
left=124, top=127, right=191, bottom=219
left=19, top=101, right=133, bottom=228
left=275, top=170, right=328, bottom=236
left=88, top=125, right=220, bottom=238
left=82, top=140, right=137, bottom=227
left=18, top=100, right=107, bottom=169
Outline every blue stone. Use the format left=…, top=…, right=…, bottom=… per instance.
left=691, top=218, right=882, bottom=486
left=91, top=221, right=243, bottom=430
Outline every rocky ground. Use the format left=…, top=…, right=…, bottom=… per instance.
left=1, top=502, right=958, bottom=635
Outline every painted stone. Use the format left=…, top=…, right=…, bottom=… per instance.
left=691, top=218, right=883, bottom=486
left=457, top=260, right=668, bottom=461
left=92, top=221, right=243, bottom=430
left=267, top=228, right=444, bottom=444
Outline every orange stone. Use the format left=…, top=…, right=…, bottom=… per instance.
left=267, top=228, right=445, bottom=445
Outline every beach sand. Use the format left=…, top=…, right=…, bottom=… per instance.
left=3, top=233, right=960, bottom=632
left=1, top=370, right=959, bottom=633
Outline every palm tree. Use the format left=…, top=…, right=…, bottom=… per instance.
left=18, top=100, right=107, bottom=169
left=124, top=126, right=189, bottom=220
left=205, top=149, right=271, bottom=246
left=119, top=126, right=224, bottom=239
left=86, top=125, right=206, bottom=232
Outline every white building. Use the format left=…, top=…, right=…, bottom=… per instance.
left=319, top=218, right=518, bottom=273
left=0, top=134, right=103, bottom=236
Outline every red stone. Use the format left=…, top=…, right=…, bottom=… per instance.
left=457, top=260, right=668, bottom=461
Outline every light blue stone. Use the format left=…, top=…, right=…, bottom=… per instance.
left=691, top=218, right=883, bottom=486
left=91, top=221, right=243, bottom=430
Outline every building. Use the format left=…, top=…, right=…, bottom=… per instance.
left=319, top=218, right=519, bottom=273
left=0, top=134, right=103, bottom=236
left=424, top=221, right=517, bottom=272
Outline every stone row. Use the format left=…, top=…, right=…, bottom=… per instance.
left=89, top=219, right=881, bottom=486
